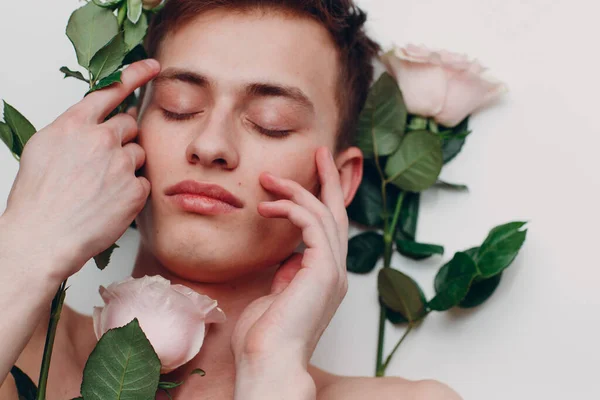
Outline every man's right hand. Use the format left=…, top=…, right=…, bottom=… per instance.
left=0, top=59, right=161, bottom=283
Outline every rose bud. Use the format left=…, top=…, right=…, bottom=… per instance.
left=93, top=275, right=226, bottom=373
left=381, top=44, right=507, bottom=127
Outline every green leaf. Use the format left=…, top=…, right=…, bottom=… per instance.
left=355, top=72, right=406, bottom=159
left=60, top=66, right=89, bottom=83
left=89, top=32, right=127, bottom=83
left=385, top=130, right=443, bottom=192
left=158, top=381, right=184, bottom=389
left=379, top=296, right=408, bottom=324
left=435, top=180, right=469, bottom=192
left=346, top=159, right=400, bottom=228
left=127, top=0, right=143, bottom=24
left=441, top=136, right=465, bottom=164
left=396, top=239, right=444, bottom=261
left=459, top=272, right=503, bottom=308
left=393, top=193, right=429, bottom=260
left=428, top=120, right=439, bottom=133
left=0, top=121, right=14, bottom=153
left=93, top=242, right=119, bottom=270
left=124, top=12, right=148, bottom=52
left=81, top=318, right=161, bottom=400
left=191, top=368, right=206, bottom=376
left=399, top=192, right=419, bottom=240
left=406, top=115, right=428, bottom=131
left=431, top=246, right=479, bottom=291
left=92, top=0, right=125, bottom=9
left=378, top=268, right=426, bottom=322
left=66, top=2, right=119, bottom=69
left=88, top=71, right=123, bottom=94
left=346, top=231, right=384, bottom=274
left=122, top=43, right=148, bottom=66
left=428, top=252, right=478, bottom=311
left=10, top=365, right=37, bottom=400
left=476, top=221, right=527, bottom=278
left=3, top=101, right=36, bottom=157
left=441, top=117, right=469, bottom=164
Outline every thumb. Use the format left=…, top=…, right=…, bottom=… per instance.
left=126, top=106, right=139, bottom=120
left=270, top=252, right=304, bottom=295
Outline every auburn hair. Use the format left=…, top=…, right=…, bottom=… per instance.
left=143, top=0, right=381, bottom=152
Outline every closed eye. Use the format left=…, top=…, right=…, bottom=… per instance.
left=249, top=121, right=292, bottom=138
left=161, top=110, right=291, bottom=138
left=161, top=109, right=199, bottom=121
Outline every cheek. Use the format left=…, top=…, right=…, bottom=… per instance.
left=137, top=122, right=182, bottom=179
left=278, top=150, right=320, bottom=195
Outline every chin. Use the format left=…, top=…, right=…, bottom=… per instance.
left=139, top=215, right=304, bottom=283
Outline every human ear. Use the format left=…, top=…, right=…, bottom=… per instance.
left=333, top=146, right=363, bottom=207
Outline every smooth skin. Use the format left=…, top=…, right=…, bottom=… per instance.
left=0, top=58, right=159, bottom=384
left=0, top=9, right=462, bottom=400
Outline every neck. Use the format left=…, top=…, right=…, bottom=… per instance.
left=131, top=242, right=281, bottom=399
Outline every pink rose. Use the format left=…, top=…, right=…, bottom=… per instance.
left=381, top=44, right=507, bottom=127
left=93, top=275, right=226, bottom=373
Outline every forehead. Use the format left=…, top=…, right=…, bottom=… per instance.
left=154, top=9, right=340, bottom=120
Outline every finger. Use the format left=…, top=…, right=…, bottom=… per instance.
left=316, top=147, right=349, bottom=259
left=270, top=253, right=304, bottom=295
left=100, top=113, right=138, bottom=145
left=137, top=176, right=151, bottom=199
left=316, top=147, right=348, bottom=234
left=122, top=142, right=146, bottom=171
left=258, top=199, right=335, bottom=265
left=82, top=59, right=160, bottom=123
left=126, top=106, right=139, bottom=120
left=260, top=172, right=341, bottom=265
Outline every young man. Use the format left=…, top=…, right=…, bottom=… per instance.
left=0, top=0, right=461, bottom=398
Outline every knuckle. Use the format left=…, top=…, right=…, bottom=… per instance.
left=114, top=152, right=132, bottom=171
left=96, top=127, right=119, bottom=148
left=58, top=110, right=87, bottom=132
left=121, top=113, right=137, bottom=127
left=132, top=180, right=149, bottom=204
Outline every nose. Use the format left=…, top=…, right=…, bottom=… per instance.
left=185, top=110, right=239, bottom=170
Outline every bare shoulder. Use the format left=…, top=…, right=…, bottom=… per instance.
left=0, top=305, right=94, bottom=400
left=310, top=366, right=462, bottom=400
left=0, top=312, right=50, bottom=400
left=0, top=373, right=19, bottom=400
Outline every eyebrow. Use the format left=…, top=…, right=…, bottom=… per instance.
left=153, top=67, right=315, bottom=113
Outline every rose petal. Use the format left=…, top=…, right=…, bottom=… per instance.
left=93, top=275, right=227, bottom=373
left=434, top=64, right=505, bottom=127
left=382, top=48, right=447, bottom=117
left=384, top=44, right=506, bottom=127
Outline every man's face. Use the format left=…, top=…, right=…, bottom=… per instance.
left=135, top=9, right=340, bottom=282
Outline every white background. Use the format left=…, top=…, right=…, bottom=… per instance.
left=1, top=0, right=599, bottom=398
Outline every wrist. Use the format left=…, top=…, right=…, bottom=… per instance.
left=235, top=357, right=316, bottom=400
left=0, top=213, right=71, bottom=286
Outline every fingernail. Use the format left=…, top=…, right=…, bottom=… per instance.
left=144, top=58, right=159, bottom=70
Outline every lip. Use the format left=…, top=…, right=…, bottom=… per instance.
left=165, top=180, right=244, bottom=214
